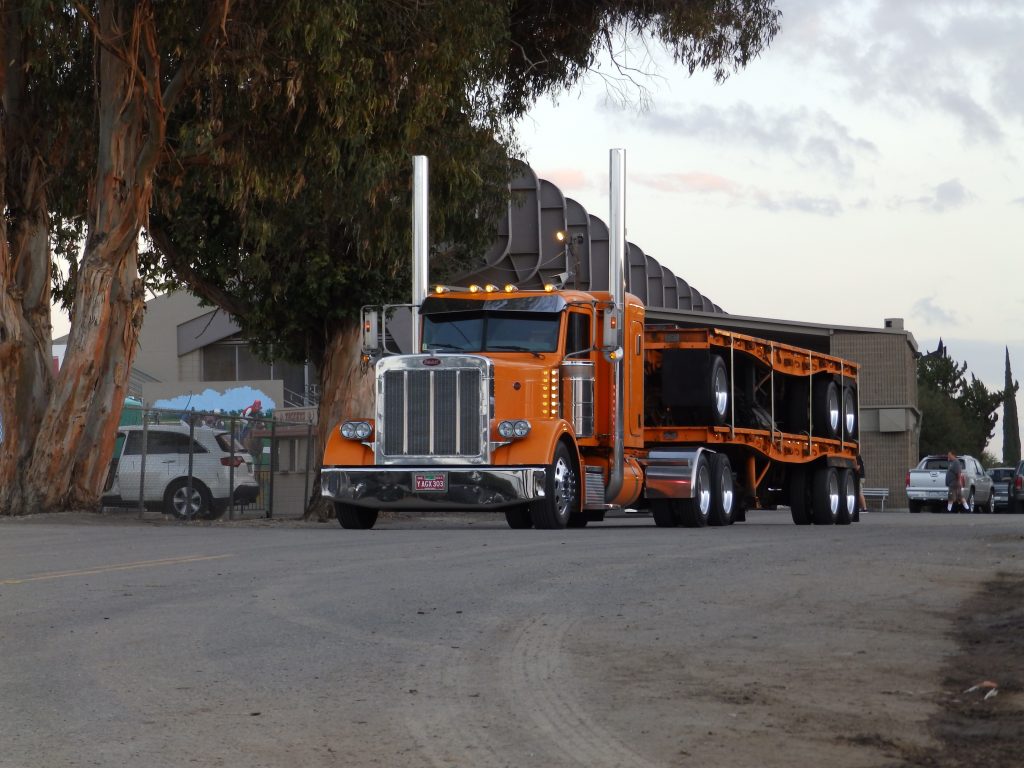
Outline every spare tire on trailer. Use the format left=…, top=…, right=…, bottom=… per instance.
left=842, top=386, right=858, bottom=440
left=813, top=378, right=840, bottom=439
left=708, top=355, right=729, bottom=425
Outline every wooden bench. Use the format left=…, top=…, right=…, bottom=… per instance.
left=862, top=487, right=889, bottom=512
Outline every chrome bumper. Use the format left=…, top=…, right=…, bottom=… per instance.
left=321, top=466, right=548, bottom=510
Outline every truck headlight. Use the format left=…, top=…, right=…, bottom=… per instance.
left=498, top=419, right=531, bottom=439
left=340, top=421, right=372, bottom=440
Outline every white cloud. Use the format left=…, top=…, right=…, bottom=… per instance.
left=889, top=178, right=972, bottom=213
left=912, top=296, right=958, bottom=326
left=618, top=101, right=877, bottom=178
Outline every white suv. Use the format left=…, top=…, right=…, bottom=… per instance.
left=102, top=424, right=260, bottom=518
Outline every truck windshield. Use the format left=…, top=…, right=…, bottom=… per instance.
left=422, top=311, right=561, bottom=353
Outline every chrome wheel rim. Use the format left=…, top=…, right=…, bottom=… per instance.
left=695, top=464, right=712, bottom=519
left=827, top=471, right=839, bottom=519
left=712, top=367, right=729, bottom=419
left=827, top=387, right=840, bottom=433
left=552, top=456, right=577, bottom=522
left=172, top=486, right=201, bottom=517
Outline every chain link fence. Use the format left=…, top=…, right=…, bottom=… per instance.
left=102, top=406, right=318, bottom=521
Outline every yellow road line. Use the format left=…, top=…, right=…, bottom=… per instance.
left=0, top=554, right=234, bottom=585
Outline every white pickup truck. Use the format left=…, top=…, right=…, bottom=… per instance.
left=906, top=454, right=994, bottom=513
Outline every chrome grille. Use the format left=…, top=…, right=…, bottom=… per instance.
left=381, top=363, right=484, bottom=460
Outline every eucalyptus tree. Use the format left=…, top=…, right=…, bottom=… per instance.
left=0, top=0, right=781, bottom=515
left=143, top=0, right=783, bottom=514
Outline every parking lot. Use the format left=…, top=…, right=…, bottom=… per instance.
left=1, top=510, right=1021, bottom=767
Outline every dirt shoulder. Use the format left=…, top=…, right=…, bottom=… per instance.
left=897, top=568, right=1024, bottom=768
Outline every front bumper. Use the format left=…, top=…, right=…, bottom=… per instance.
left=321, top=466, right=548, bottom=511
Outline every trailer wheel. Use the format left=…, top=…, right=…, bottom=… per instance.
left=842, top=386, right=858, bottom=439
left=836, top=468, right=855, bottom=525
left=651, top=500, right=681, bottom=528
left=813, top=379, right=840, bottom=439
left=708, top=453, right=735, bottom=526
left=504, top=505, right=533, bottom=529
left=709, top=356, right=729, bottom=425
left=812, top=466, right=839, bottom=524
left=679, top=455, right=711, bottom=528
left=789, top=467, right=812, bottom=524
left=336, top=502, right=378, bottom=530
left=532, top=442, right=578, bottom=529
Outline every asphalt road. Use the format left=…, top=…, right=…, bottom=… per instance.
left=1, top=510, right=1022, bottom=768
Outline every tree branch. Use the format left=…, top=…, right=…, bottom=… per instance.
left=147, top=221, right=251, bottom=319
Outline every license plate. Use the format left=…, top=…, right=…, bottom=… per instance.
left=414, top=472, right=447, bottom=492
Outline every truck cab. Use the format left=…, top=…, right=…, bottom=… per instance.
left=321, top=285, right=646, bottom=529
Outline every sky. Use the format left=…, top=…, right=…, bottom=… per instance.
left=514, top=0, right=1024, bottom=460
left=49, top=1, right=1023, bottom=459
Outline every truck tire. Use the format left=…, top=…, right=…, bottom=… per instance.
left=789, top=467, right=812, bottom=525
left=651, top=500, right=681, bottom=528
left=812, top=466, right=839, bottom=525
left=708, top=453, right=735, bottom=526
left=709, top=355, right=729, bottom=425
left=679, top=455, right=711, bottom=528
left=836, top=468, right=855, bottom=525
left=336, top=502, right=378, bottom=529
left=813, top=379, right=840, bottom=439
left=163, top=478, right=213, bottom=520
left=531, top=442, right=578, bottom=529
left=908, top=499, right=923, bottom=513
left=842, top=386, right=858, bottom=440
left=504, top=505, right=533, bottom=529
left=786, top=379, right=810, bottom=434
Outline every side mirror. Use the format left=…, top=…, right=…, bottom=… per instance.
left=361, top=307, right=381, bottom=356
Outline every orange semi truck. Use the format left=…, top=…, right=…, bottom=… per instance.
left=321, top=151, right=860, bottom=530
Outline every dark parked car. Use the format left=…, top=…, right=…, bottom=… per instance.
left=1010, top=461, right=1024, bottom=515
left=988, top=467, right=1014, bottom=512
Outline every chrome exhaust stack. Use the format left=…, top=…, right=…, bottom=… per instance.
left=411, top=155, right=430, bottom=353
left=605, top=148, right=626, bottom=502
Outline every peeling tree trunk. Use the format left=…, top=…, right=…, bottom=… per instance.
left=21, top=1, right=156, bottom=513
left=0, top=13, right=56, bottom=515
left=304, top=320, right=374, bottom=520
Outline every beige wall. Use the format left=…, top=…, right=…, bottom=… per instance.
left=133, top=292, right=208, bottom=382
left=833, top=329, right=920, bottom=508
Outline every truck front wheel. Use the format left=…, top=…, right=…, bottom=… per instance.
left=504, top=505, right=533, bottom=529
left=336, top=502, right=378, bottom=529
left=532, top=442, right=578, bottom=529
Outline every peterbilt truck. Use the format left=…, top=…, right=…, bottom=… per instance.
left=321, top=151, right=861, bottom=530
